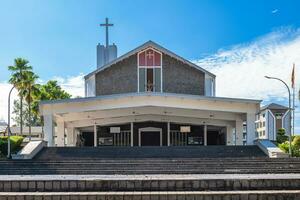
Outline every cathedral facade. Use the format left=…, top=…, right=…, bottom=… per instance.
left=40, top=40, right=260, bottom=147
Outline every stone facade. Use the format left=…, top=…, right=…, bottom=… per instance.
left=95, top=53, right=205, bottom=96
left=95, top=54, right=138, bottom=95
left=162, top=53, right=205, bottom=95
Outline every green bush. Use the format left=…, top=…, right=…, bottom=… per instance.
left=279, top=141, right=300, bottom=157
left=0, top=136, right=24, bottom=156
left=276, top=128, right=288, bottom=144
left=292, top=136, right=300, bottom=148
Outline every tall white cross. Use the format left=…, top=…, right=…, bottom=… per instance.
left=100, top=18, right=113, bottom=48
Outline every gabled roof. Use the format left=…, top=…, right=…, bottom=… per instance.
left=261, top=103, right=289, bottom=111
left=85, top=40, right=216, bottom=79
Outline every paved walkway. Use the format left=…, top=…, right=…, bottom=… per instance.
left=1, top=174, right=300, bottom=181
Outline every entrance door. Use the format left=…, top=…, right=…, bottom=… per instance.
left=81, top=132, right=94, bottom=146
left=139, top=127, right=162, bottom=146
left=141, top=131, right=160, bottom=146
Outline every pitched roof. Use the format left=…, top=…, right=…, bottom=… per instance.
left=261, top=103, right=289, bottom=111
left=85, top=40, right=216, bottom=79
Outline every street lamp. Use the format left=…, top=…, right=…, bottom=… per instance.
left=7, top=85, right=15, bottom=158
left=264, top=76, right=292, bottom=157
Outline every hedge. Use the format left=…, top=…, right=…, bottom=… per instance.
left=0, top=136, right=24, bottom=156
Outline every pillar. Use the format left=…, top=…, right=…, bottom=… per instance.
left=167, top=122, right=170, bottom=146
left=235, top=119, right=243, bottom=145
left=246, top=113, right=256, bottom=145
left=66, top=127, right=75, bottom=146
left=204, top=125, right=207, bottom=146
left=56, top=121, right=65, bottom=146
left=94, top=124, right=97, bottom=147
left=43, top=114, right=54, bottom=147
left=130, top=122, right=134, bottom=147
left=226, top=125, right=234, bottom=146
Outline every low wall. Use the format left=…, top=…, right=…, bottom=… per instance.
left=1, top=177, right=300, bottom=192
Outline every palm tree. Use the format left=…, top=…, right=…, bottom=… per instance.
left=8, top=58, right=32, bottom=136
left=22, top=71, right=39, bottom=140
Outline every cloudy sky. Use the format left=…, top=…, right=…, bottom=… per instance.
left=0, top=0, right=299, bottom=132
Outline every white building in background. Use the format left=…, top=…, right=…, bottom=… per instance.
left=255, top=103, right=290, bottom=141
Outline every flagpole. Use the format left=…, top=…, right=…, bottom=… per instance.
left=293, top=85, right=295, bottom=137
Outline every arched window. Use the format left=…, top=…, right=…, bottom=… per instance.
left=137, top=48, right=162, bottom=92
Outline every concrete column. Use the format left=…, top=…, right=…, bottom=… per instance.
left=74, top=128, right=80, bottom=146
left=226, top=125, right=234, bottom=146
left=94, top=124, right=97, bottom=147
left=204, top=125, right=207, bottom=146
left=66, top=127, right=75, bottom=146
left=235, top=119, right=243, bottom=145
left=130, top=122, right=134, bottom=147
left=167, top=122, right=170, bottom=146
left=56, top=121, right=65, bottom=146
left=246, top=113, right=256, bottom=145
left=43, top=114, right=54, bottom=147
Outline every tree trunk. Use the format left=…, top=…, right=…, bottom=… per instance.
left=28, top=90, right=31, bottom=141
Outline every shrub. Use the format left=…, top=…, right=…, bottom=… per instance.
left=277, top=128, right=288, bottom=144
left=292, top=136, right=300, bottom=148
left=0, top=136, right=24, bottom=156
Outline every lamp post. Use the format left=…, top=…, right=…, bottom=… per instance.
left=7, top=85, right=15, bottom=159
left=265, top=76, right=292, bottom=157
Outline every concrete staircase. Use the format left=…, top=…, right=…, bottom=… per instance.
left=0, top=146, right=300, bottom=175
left=1, top=146, right=300, bottom=199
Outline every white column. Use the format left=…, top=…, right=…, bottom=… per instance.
left=66, top=127, right=75, bottom=146
left=94, top=124, right=97, bottom=147
left=204, top=125, right=207, bottom=146
left=130, top=122, right=134, bottom=146
left=43, top=114, right=54, bottom=146
left=167, top=122, right=170, bottom=146
left=235, top=119, right=243, bottom=145
left=246, top=113, right=256, bottom=145
left=226, top=125, right=233, bottom=146
left=56, top=121, right=65, bottom=146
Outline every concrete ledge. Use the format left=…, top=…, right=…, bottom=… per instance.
left=0, top=190, right=300, bottom=200
left=12, top=141, right=46, bottom=160
left=255, top=139, right=289, bottom=158
left=1, top=174, right=300, bottom=192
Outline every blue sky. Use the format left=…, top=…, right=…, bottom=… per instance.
left=0, top=0, right=299, bottom=132
left=0, top=0, right=300, bottom=80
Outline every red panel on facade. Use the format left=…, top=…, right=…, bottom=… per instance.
left=139, top=48, right=161, bottom=66
left=154, top=51, right=161, bottom=66
left=139, top=51, right=146, bottom=66
left=146, top=49, right=155, bottom=66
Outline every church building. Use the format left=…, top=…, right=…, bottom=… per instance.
left=40, top=19, right=261, bottom=147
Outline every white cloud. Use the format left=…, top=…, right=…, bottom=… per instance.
left=52, top=74, right=85, bottom=98
left=195, top=26, right=300, bottom=133
left=0, top=74, right=85, bottom=123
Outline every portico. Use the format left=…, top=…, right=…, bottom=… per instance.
left=40, top=93, right=260, bottom=147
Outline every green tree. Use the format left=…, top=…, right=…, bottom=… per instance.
left=12, top=80, right=71, bottom=129
left=21, top=71, right=39, bottom=140
left=276, top=128, right=288, bottom=144
left=8, top=58, right=32, bottom=135
left=39, top=80, right=71, bottom=101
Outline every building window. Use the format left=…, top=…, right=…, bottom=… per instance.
left=262, top=121, right=265, bottom=127
left=138, top=48, right=162, bottom=92
left=275, top=113, right=283, bottom=119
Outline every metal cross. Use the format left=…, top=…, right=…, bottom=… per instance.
left=100, top=18, right=113, bottom=47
